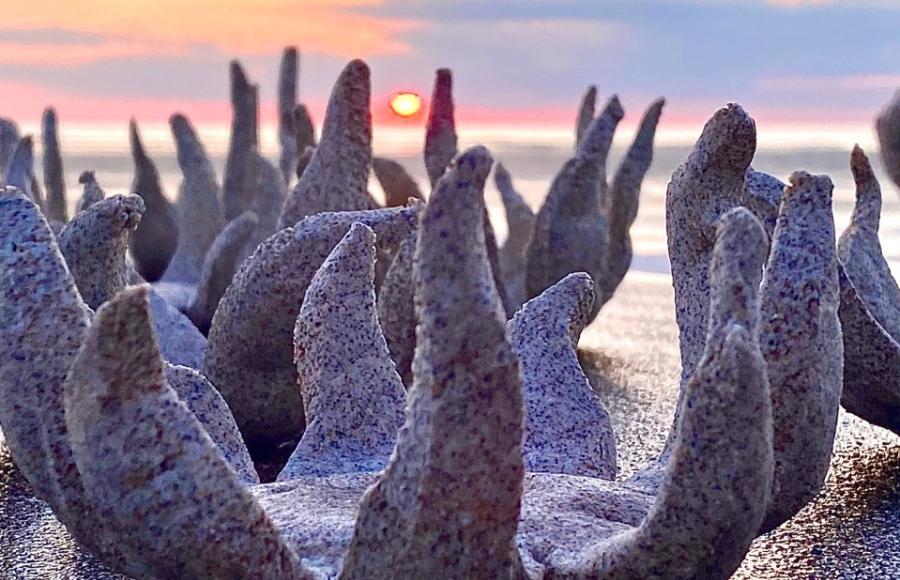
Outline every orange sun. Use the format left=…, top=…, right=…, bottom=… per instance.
left=390, top=92, right=423, bottom=118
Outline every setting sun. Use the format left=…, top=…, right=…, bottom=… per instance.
left=390, top=92, right=423, bottom=118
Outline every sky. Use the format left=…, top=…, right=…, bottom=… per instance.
left=0, top=0, right=898, bottom=135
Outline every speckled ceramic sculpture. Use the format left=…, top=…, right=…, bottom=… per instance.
left=876, top=90, right=900, bottom=192
left=41, top=107, right=68, bottom=223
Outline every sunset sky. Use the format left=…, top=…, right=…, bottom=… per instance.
left=1, top=0, right=898, bottom=132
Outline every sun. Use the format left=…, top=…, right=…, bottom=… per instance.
left=390, top=92, right=423, bottom=118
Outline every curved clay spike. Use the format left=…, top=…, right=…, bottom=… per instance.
left=165, top=113, right=225, bottom=283
left=424, top=68, right=458, bottom=187
left=484, top=209, right=514, bottom=318
left=239, top=152, right=287, bottom=266
left=279, top=47, right=299, bottom=186
left=278, top=223, right=406, bottom=480
left=204, top=204, right=419, bottom=447
left=341, top=146, right=525, bottom=579
left=188, top=211, right=259, bottom=335
left=525, top=96, right=624, bottom=321
left=280, top=60, right=374, bottom=228
left=223, top=60, right=260, bottom=220
left=575, top=84, right=597, bottom=148
left=76, top=170, right=105, bottom=213
left=839, top=146, right=900, bottom=340
left=129, top=119, right=179, bottom=282
left=578, top=95, right=625, bottom=203
left=743, top=168, right=785, bottom=238
left=41, top=107, right=68, bottom=223
left=295, top=144, right=315, bottom=181
left=63, top=286, right=307, bottom=578
left=589, top=207, right=771, bottom=578
left=377, top=231, right=416, bottom=386
left=494, top=162, right=535, bottom=311
left=164, top=364, right=259, bottom=484
left=57, top=193, right=145, bottom=310
left=758, top=171, right=841, bottom=533
left=0, top=117, right=19, bottom=180
left=508, top=272, right=616, bottom=479
left=0, top=194, right=133, bottom=570
left=602, top=98, right=664, bottom=304
left=372, top=157, right=424, bottom=207
left=876, top=89, right=900, bottom=192
left=294, top=104, right=317, bottom=155
left=666, top=103, right=756, bottom=389
left=6, top=136, right=40, bottom=206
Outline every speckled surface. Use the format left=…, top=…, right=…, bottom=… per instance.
left=495, top=162, right=535, bottom=311
left=203, top=204, right=419, bottom=448
left=63, top=286, right=308, bottom=579
left=280, top=60, right=374, bottom=228
left=239, top=151, right=286, bottom=265
left=526, top=95, right=623, bottom=320
left=128, top=120, right=178, bottom=282
left=876, top=89, right=900, bottom=192
left=164, top=113, right=225, bottom=283
left=376, top=231, right=416, bottom=386
left=743, top=168, right=786, bottom=238
left=58, top=193, right=145, bottom=310
left=41, top=107, right=68, bottom=223
left=279, top=223, right=406, bottom=480
left=222, top=60, right=259, bottom=221
left=146, top=286, right=207, bottom=369
left=423, top=68, right=458, bottom=187
left=372, top=156, right=424, bottom=207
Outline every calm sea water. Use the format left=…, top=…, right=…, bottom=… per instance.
left=33, top=122, right=899, bottom=276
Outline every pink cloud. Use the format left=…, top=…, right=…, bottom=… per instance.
left=757, top=73, right=900, bottom=91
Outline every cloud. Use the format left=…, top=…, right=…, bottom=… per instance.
left=757, top=73, right=900, bottom=91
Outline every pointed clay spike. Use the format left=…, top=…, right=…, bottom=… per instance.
left=223, top=60, right=260, bottom=220
left=575, top=84, right=598, bottom=148
left=279, top=60, right=373, bottom=228
left=377, top=232, right=416, bottom=386
left=164, top=364, right=259, bottom=484
left=848, top=145, right=881, bottom=232
left=294, top=104, right=317, bottom=153
left=41, top=107, right=68, bottom=223
left=372, top=157, right=424, bottom=207
left=278, top=223, right=406, bottom=480
left=129, top=120, right=179, bottom=282
left=279, top=47, right=300, bottom=186
left=76, top=170, right=105, bottom=213
left=876, top=89, right=900, bottom=192
left=758, top=171, right=841, bottom=533
left=63, top=286, right=306, bottom=578
left=742, top=168, right=785, bottom=238
left=58, top=194, right=145, bottom=310
left=204, top=204, right=419, bottom=447
left=508, top=272, right=616, bottom=479
left=494, top=162, right=535, bottom=312
left=603, top=98, right=665, bottom=303
left=240, top=152, right=287, bottom=267
left=295, top=144, right=315, bottom=181
left=342, top=146, right=525, bottom=579
left=0, top=117, right=20, bottom=180
left=6, top=136, right=38, bottom=204
left=424, top=68, right=458, bottom=187
left=593, top=208, right=771, bottom=578
left=188, top=211, right=259, bottom=335
left=0, top=194, right=133, bottom=569
left=165, top=113, right=225, bottom=283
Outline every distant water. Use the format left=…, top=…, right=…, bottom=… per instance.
left=28, top=122, right=900, bottom=275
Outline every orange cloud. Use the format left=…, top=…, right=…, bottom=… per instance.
left=1, top=0, right=420, bottom=62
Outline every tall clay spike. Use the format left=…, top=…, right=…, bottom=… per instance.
left=603, top=98, right=664, bottom=304
left=76, top=170, right=105, bottom=213
left=494, top=162, right=535, bottom=311
left=424, top=68, right=458, bottom=187
left=0, top=117, right=19, bottom=180
left=294, top=104, right=317, bottom=157
left=188, top=211, right=259, bottom=335
left=165, top=113, right=225, bottom=283
left=592, top=208, right=771, bottom=578
left=526, top=96, right=624, bottom=321
left=279, top=60, right=374, bottom=228
left=577, top=95, right=625, bottom=201
left=876, top=89, right=900, bottom=192
left=373, top=157, right=424, bottom=207
left=377, top=231, right=416, bottom=386
left=240, top=152, right=287, bottom=265
left=279, top=47, right=300, bottom=186
left=341, top=146, right=525, bottom=579
left=129, top=119, right=178, bottom=282
left=508, top=272, right=617, bottom=479
left=63, top=286, right=307, bottom=578
left=575, top=84, right=597, bottom=148
left=41, top=107, right=68, bottom=223
left=758, top=171, right=841, bottom=533
left=6, top=136, right=42, bottom=208
left=204, top=204, right=419, bottom=448
left=223, top=60, right=259, bottom=220
left=57, top=194, right=145, bottom=310
left=278, top=223, right=406, bottom=480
